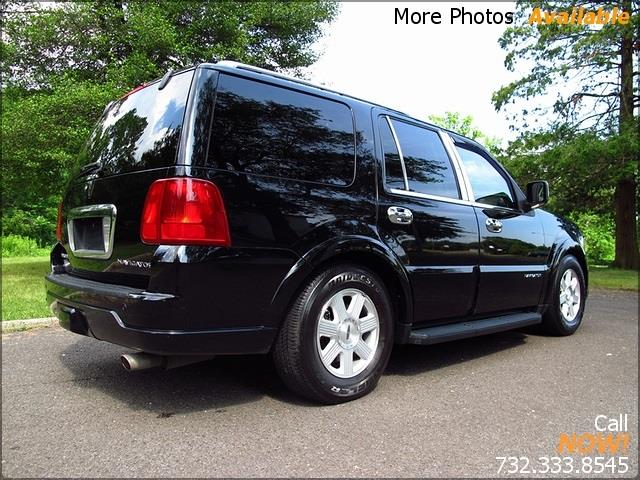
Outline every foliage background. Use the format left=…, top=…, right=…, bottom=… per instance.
left=1, top=0, right=338, bottom=246
left=491, top=0, right=639, bottom=268
left=1, top=1, right=638, bottom=268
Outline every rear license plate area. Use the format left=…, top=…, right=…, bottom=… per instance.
left=72, top=217, right=105, bottom=251
left=67, top=204, right=116, bottom=259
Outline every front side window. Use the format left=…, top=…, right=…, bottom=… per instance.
left=456, top=146, right=515, bottom=209
left=208, top=74, right=355, bottom=186
left=389, top=119, right=459, bottom=199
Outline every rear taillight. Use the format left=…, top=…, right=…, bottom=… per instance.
left=56, top=201, right=63, bottom=241
left=140, top=178, right=231, bottom=246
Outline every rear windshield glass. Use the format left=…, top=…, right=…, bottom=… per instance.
left=77, top=70, right=194, bottom=177
left=208, top=74, right=355, bottom=186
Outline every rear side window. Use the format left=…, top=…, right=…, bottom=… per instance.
left=387, top=119, right=459, bottom=199
left=79, top=70, right=193, bottom=177
left=208, top=74, right=355, bottom=186
left=456, top=146, right=515, bottom=208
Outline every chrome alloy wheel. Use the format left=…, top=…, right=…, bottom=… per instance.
left=559, top=268, right=581, bottom=323
left=316, top=288, right=380, bottom=379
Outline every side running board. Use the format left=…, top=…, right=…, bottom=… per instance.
left=407, top=312, right=542, bottom=345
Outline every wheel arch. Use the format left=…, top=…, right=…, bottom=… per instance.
left=270, top=236, right=413, bottom=343
left=543, top=240, right=589, bottom=308
left=552, top=239, right=588, bottom=291
left=564, top=245, right=588, bottom=291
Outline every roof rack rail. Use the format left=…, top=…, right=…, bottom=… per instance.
left=214, top=60, right=410, bottom=118
left=216, top=61, right=325, bottom=91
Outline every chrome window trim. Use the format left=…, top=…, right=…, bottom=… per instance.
left=440, top=131, right=473, bottom=202
left=388, top=187, right=523, bottom=213
left=388, top=187, right=470, bottom=207
left=382, top=116, right=463, bottom=201
left=380, top=116, right=523, bottom=214
left=471, top=200, right=520, bottom=212
left=67, top=204, right=117, bottom=260
left=384, top=116, right=409, bottom=190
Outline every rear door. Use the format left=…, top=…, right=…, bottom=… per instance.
left=61, top=69, right=196, bottom=283
left=453, top=140, right=548, bottom=314
left=375, top=114, right=480, bottom=325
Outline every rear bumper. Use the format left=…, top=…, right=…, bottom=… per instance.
left=45, top=272, right=276, bottom=355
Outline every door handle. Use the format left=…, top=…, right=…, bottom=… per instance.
left=485, top=218, right=502, bottom=233
left=388, top=206, right=413, bottom=225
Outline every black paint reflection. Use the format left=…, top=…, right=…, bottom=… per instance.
left=212, top=171, right=374, bottom=247
left=481, top=237, right=540, bottom=258
left=207, top=74, right=355, bottom=186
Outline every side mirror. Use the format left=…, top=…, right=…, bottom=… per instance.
left=526, top=181, right=549, bottom=209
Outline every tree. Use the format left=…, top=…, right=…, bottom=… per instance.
left=493, top=1, right=639, bottom=269
left=2, top=1, right=338, bottom=88
left=428, top=112, right=502, bottom=156
left=1, top=1, right=338, bottom=245
left=1, top=80, right=121, bottom=244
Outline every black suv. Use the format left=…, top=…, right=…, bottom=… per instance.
left=46, top=61, right=587, bottom=403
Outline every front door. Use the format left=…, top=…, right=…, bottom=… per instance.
left=376, top=114, right=480, bottom=325
left=453, top=141, right=548, bottom=314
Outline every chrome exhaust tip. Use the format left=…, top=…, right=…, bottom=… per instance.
left=120, top=352, right=164, bottom=372
left=120, top=352, right=213, bottom=372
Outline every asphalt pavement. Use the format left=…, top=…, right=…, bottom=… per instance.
left=2, top=289, right=638, bottom=478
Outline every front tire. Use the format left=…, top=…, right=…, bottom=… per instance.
left=273, top=264, right=393, bottom=404
left=541, top=255, right=586, bottom=335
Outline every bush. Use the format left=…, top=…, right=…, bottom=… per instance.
left=1, top=235, right=51, bottom=257
left=568, top=212, right=615, bottom=265
left=1, top=207, right=58, bottom=247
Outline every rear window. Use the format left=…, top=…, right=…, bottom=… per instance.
left=77, top=70, right=194, bottom=177
left=208, top=74, right=355, bottom=186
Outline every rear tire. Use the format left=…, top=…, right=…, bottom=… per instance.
left=273, top=264, right=393, bottom=404
left=541, top=255, right=586, bottom=335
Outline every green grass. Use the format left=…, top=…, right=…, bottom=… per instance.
left=0, top=256, right=637, bottom=322
left=2, top=256, right=51, bottom=321
left=589, top=266, right=638, bottom=291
